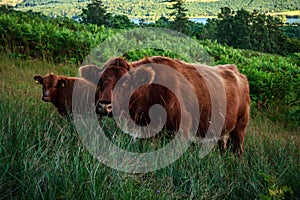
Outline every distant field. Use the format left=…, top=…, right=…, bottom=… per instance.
left=186, top=0, right=219, bottom=2
left=13, top=0, right=300, bottom=20
left=269, top=10, right=300, bottom=17
left=0, top=0, right=22, bottom=6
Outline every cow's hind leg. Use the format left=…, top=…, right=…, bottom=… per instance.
left=218, top=131, right=230, bottom=155
left=230, top=113, right=249, bottom=158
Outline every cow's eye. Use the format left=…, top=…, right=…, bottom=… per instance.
left=98, top=79, right=103, bottom=89
left=98, top=79, right=103, bottom=87
left=122, top=80, right=129, bottom=86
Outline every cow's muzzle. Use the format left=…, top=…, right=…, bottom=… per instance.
left=96, top=102, right=112, bottom=116
left=42, top=96, right=51, bottom=102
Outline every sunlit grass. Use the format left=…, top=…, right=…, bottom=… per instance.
left=269, top=10, right=300, bottom=17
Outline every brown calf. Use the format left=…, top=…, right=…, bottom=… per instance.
left=34, top=73, right=96, bottom=117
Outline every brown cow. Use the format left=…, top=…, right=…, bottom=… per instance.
left=34, top=73, right=96, bottom=117
left=95, top=56, right=250, bottom=157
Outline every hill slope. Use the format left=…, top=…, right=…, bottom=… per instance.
left=13, top=0, right=300, bottom=20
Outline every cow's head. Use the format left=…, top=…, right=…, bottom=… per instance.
left=95, top=58, right=155, bottom=116
left=34, top=73, right=67, bottom=102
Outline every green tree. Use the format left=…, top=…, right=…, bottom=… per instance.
left=80, top=0, right=109, bottom=26
left=216, top=7, right=235, bottom=45
left=206, top=7, right=294, bottom=55
left=232, top=9, right=252, bottom=49
left=282, top=25, right=300, bottom=40
left=166, top=0, right=189, bottom=33
left=154, top=16, right=170, bottom=28
left=106, top=14, right=135, bottom=29
left=199, top=18, right=218, bottom=40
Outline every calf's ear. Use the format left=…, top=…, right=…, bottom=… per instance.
left=34, top=75, right=43, bottom=84
left=57, top=78, right=67, bottom=88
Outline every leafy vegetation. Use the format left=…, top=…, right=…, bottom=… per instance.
left=0, top=6, right=116, bottom=64
left=166, top=0, right=189, bottom=33
left=79, top=0, right=135, bottom=29
left=80, top=0, right=109, bottom=26
left=199, top=7, right=300, bottom=55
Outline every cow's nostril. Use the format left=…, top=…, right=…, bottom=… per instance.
left=107, top=104, right=112, bottom=112
left=97, top=102, right=103, bottom=109
left=96, top=102, right=112, bottom=115
left=96, top=102, right=103, bottom=113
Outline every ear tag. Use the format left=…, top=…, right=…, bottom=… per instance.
left=61, top=83, right=65, bottom=87
left=35, top=80, right=40, bottom=84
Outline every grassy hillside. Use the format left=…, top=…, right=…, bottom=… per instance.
left=0, top=53, right=299, bottom=199
left=13, top=0, right=300, bottom=20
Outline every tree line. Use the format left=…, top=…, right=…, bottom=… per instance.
left=79, top=0, right=300, bottom=55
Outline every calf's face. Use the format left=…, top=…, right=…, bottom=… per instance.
left=34, top=74, right=66, bottom=102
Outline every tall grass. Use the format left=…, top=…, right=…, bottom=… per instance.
left=0, top=54, right=299, bottom=199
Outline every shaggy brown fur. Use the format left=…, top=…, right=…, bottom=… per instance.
left=95, top=56, right=250, bottom=157
left=34, top=73, right=96, bottom=117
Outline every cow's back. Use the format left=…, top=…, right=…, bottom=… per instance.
left=56, top=77, right=96, bottom=116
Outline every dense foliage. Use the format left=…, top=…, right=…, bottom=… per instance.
left=80, top=0, right=135, bottom=29
left=0, top=6, right=115, bottom=64
left=80, top=0, right=109, bottom=26
left=166, top=0, right=189, bottom=33
left=138, top=7, right=300, bottom=56
left=199, top=7, right=300, bottom=55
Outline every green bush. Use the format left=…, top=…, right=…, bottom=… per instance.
left=0, top=8, right=115, bottom=64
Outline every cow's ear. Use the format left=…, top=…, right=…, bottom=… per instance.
left=79, top=65, right=101, bottom=80
left=131, top=66, right=155, bottom=84
left=107, top=57, right=131, bottom=70
left=34, top=75, right=43, bottom=84
left=57, top=78, right=67, bottom=88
